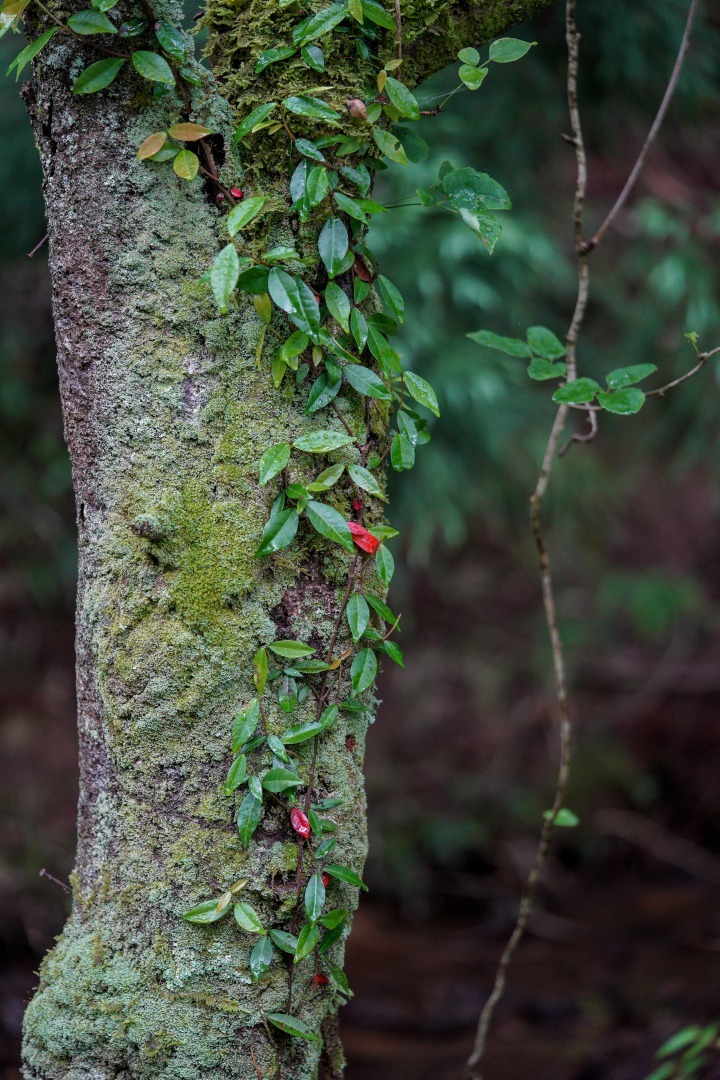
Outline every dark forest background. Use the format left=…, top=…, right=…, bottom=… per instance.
left=2, top=2, right=720, bottom=1077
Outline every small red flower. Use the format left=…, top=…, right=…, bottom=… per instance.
left=215, top=193, right=225, bottom=203
left=351, top=498, right=363, bottom=512
left=290, top=807, right=311, bottom=839
left=230, top=187, right=243, bottom=199
left=321, top=873, right=330, bottom=887
left=347, top=521, right=380, bottom=554
left=312, top=973, right=329, bottom=988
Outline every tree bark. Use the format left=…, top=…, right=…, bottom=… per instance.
left=20, top=1, right=550, bottom=1076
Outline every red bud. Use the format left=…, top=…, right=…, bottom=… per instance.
left=347, top=521, right=380, bottom=554
left=290, top=807, right=311, bottom=838
left=352, top=498, right=363, bottom=511
left=230, top=187, right=243, bottom=199
left=321, top=873, right=330, bottom=887
left=215, top=193, right=225, bottom=203
left=312, top=973, right=329, bottom=987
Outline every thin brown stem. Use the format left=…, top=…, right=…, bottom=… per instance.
left=27, top=233, right=49, bottom=258
left=394, top=0, right=402, bottom=60
left=584, top=0, right=699, bottom=254
left=39, top=868, right=71, bottom=893
left=646, top=345, right=720, bottom=398
left=249, top=1043, right=263, bottom=1080
left=564, top=0, right=588, bottom=381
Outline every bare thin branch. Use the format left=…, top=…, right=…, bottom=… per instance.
left=646, top=345, right=720, bottom=398
left=584, top=0, right=699, bottom=253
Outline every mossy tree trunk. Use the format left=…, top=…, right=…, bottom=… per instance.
left=21, top=1, right=549, bottom=1076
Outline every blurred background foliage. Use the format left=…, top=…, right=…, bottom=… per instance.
left=2, top=2, right=720, bottom=1076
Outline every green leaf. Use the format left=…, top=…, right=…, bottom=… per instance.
left=360, top=0, right=395, bottom=28
left=211, top=244, right=240, bottom=313
left=350, top=309, right=368, bottom=351
left=305, top=874, right=326, bottom=922
left=340, top=163, right=372, bottom=196
left=348, top=0, right=363, bottom=21
left=182, top=898, right=230, bottom=924
left=224, top=754, right=248, bottom=794
left=248, top=775, right=263, bottom=801
left=305, top=165, right=330, bottom=209
left=376, top=275, right=404, bottom=322
left=267, top=733, right=291, bottom=763
left=227, top=195, right=267, bottom=237
left=67, top=8, right=117, bottom=33
left=375, top=545, right=394, bottom=586
left=441, top=167, right=511, bottom=212
left=324, top=864, right=368, bottom=891
left=293, top=430, right=354, bottom=454
left=656, top=1028, right=703, bottom=1060
left=259, top=443, right=291, bottom=485
left=365, top=592, right=395, bottom=624
left=347, top=463, right=384, bottom=500
left=237, top=792, right=262, bottom=848
left=155, top=21, right=186, bottom=61
left=346, top=594, right=370, bottom=642
left=543, top=807, right=580, bottom=827
left=605, top=363, right=658, bottom=389
left=255, top=45, right=296, bottom=73
left=267, top=1012, right=319, bottom=1042
left=307, top=463, right=345, bottom=492
left=234, top=902, right=265, bottom=933
left=318, top=217, right=349, bottom=279
left=232, top=699, right=259, bottom=753
left=73, top=56, right=125, bottom=94
left=458, top=46, right=480, bottom=65
left=255, top=508, right=299, bottom=557
left=295, top=138, right=325, bottom=163
left=345, top=365, right=391, bottom=400
left=333, top=191, right=369, bottom=224
left=459, top=208, right=501, bottom=253
left=301, top=44, right=325, bottom=72
left=373, top=128, right=409, bottom=165
left=294, top=921, right=320, bottom=962
left=459, top=63, right=486, bottom=89
left=131, top=49, right=174, bottom=84
left=249, top=935, right=273, bottom=979
left=391, top=432, right=415, bottom=471
left=527, top=358, right=567, bottom=381
left=7, top=27, right=56, bottom=78
left=269, top=929, right=298, bottom=954
left=168, top=122, right=212, bottom=141
left=552, top=378, right=601, bottom=405
left=381, top=639, right=404, bottom=666
left=351, top=648, right=377, bottom=694
left=404, top=371, right=440, bottom=416
left=306, top=501, right=355, bottom=552
left=319, top=908, right=347, bottom=929
left=527, top=325, right=566, bottom=360
left=467, top=330, right=531, bottom=357
left=318, top=922, right=345, bottom=953
left=284, top=95, right=340, bottom=122
left=384, top=77, right=419, bottom=120
left=282, top=331, right=310, bottom=361
left=293, top=2, right=347, bottom=45
left=267, top=640, right=315, bottom=658
left=324, top=282, right=350, bottom=332
left=262, top=768, right=303, bottom=793
left=173, top=149, right=199, bottom=181
left=234, top=103, right=277, bottom=144
left=489, top=37, right=536, bottom=63
left=315, top=836, right=337, bottom=860
left=596, top=388, right=646, bottom=415
left=268, top=269, right=320, bottom=336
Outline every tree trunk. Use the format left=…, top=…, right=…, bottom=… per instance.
left=20, top=1, right=549, bottom=1076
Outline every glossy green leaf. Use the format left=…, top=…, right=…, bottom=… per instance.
left=182, top=898, right=230, bottom=924
left=255, top=45, right=296, bottom=73
left=347, top=463, right=384, bottom=500
left=404, top=370, right=440, bottom=416
left=234, top=902, right=265, bottom=933
left=307, top=463, right=345, bottom=492
left=237, top=792, right=262, bottom=848
left=324, top=282, right=351, bottom=331
left=269, top=929, right=298, bottom=954
left=73, top=56, right=125, bottom=94
left=305, top=165, right=330, bottom=208
left=350, top=647, right=377, bottom=694
left=306, top=500, right=355, bottom=552
left=376, top=275, right=404, bottom=323
left=224, top=754, right=248, bottom=794
left=441, top=167, right=511, bottom=212
left=262, top=768, right=303, bottom=793
left=365, top=593, right=395, bottom=624
left=255, top=508, right=299, bottom=557
left=227, top=195, right=267, bottom=237
left=345, top=365, right=391, bottom=400
left=292, top=2, right=347, bottom=45
left=384, top=77, right=419, bottom=120
left=293, top=430, right=354, bottom=453
left=284, top=94, right=340, bottom=122
left=489, top=36, right=536, bottom=63
left=249, top=935, right=273, bottom=979
left=296, top=138, right=325, bottom=163
left=294, top=921, right=320, bottom=962
left=7, top=27, right=55, bottom=79
left=282, top=705, right=337, bottom=744
left=458, top=46, right=480, bottom=64
left=346, top=593, right=370, bottom=642
left=301, top=44, right=324, bottom=71
left=596, top=388, right=646, bottom=415
left=333, top=191, right=369, bottom=224
left=232, top=699, right=259, bottom=754
left=391, top=432, right=415, bottom=471
left=259, top=443, right=291, bottom=485
left=268, top=269, right=320, bottom=336
left=67, top=8, right=117, bottom=33
left=172, top=149, right=199, bottom=181
left=527, top=358, right=567, bottom=381
left=527, top=325, right=566, bottom=360
left=248, top=775, right=263, bottom=801
left=372, top=127, right=409, bottom=165
left=131, top=49, right=174, bottom=83
left=375, top=545, right=394, bottom=586
left=155, top=21, right=185, bottom=61
left=318, top=217, right=349, bottom=278
left=234, top=103, right=277, bottom=144
left=459, top=63, right=487, bottom=89
left=305, top=874, right=326, bottom=922
left=467, top=330, right=531, bottom=357
left=319, top=908, right=347, bottom=929
left=552, top=378, right=601, bottom=405
left=267, top=1012, right=319, bottom=1041
left=459, top=208, right=501, bottom=253
left=605, top=363, right=657, bottom=389
left=360, top=0, right=395, bottom=28
left=267, top=640, right=315, bottom=658
left=210, top=244, right=239, bottom=312
left=324, top=864, right=368, bottom=891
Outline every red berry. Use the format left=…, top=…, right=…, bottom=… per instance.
left=230, top=187, right=243, bottom=199
left=312, top=973, right=329, bottom=987
left=352, top=498, right=363, bottom=511
left=290, top=807, right=311, bottom=839
left=347, top=521, right=380, bottom=554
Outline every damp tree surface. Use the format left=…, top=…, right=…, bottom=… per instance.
left=1, top=0, right=553, bottom=1076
